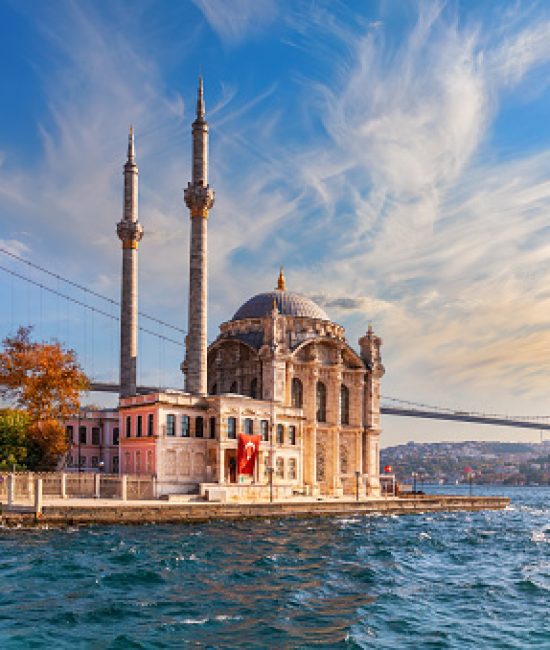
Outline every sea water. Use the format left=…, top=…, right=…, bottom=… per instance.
left=0, top=486, right=548, bottom=648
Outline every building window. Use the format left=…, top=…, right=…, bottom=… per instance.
left=340, top=384, right=350, bottom=425
left=92, top=456, right=99, bottom=468
left=91, top=427, right=100, bottom=445
left=124, top=452, right=130, bottom=472
left=79, top=426, right=87, bottom=444
left=316, top=381, right=327, bottom=422
left=276, top=424, right=284, bottom=444
left=288, top=426, right=296, bottom=445
left=80, top=456, right=87, bottom=468
left=288, top=457, right=297, bottom=480
left=113, top=456, right=119, bottom=473
left=166, top=414, right=176, bottom=436
left=136, top=451, right=141, bottom=474
left=136, top=416, right=143, bottom=438
left=195, top=417, right=204, bottom=438
left=67, top=455, right=73, bottom=467
left=126, top=416, right=131, bottom=438
left=227, top=417, right=236, bottom=439
left=260, top=420, right=269, bottom=441
left=229, top=381, right=238, bottom=394
left=66, top=425, right=73, bottom=443
left=291, top=378, right=303, bottom=408
left=113, top=427, right=119, bottom=445
left=147, top=414, right=154, bottom=437
left=276, top=457, right=284, bottom=479
left=250, top=378, right=258, bottom=399
left=210, top=417, right=216, bottom=439
left=244, top=418, right=253, bottom=434
left=146, top=450, right=154, bottom=473
left=181, top=415, right=190, bottom=437
left=210, top=383, right=217, bottom=395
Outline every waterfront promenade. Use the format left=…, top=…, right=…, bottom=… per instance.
left=1, top=493, right=509, bottom=526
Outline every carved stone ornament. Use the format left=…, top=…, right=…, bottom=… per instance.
left=184, top=183, right=215, bottom=214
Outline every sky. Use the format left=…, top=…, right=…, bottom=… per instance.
left=0, top=0, right=550, bottom=447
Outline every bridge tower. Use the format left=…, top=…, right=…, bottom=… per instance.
left=117, top=127, right=143, bottom=397
left=183, top=76, right=215, bottom=395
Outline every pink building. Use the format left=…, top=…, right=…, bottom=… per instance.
left=64, top=409, right=119, bottom=473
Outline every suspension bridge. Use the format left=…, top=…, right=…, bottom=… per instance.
left=1, top=246, right=549, bottom=433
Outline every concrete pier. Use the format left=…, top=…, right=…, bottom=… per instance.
left=0, top=494, right=509, bottom=527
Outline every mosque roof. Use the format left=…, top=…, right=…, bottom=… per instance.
left=231, top=269, right=330, bottom=322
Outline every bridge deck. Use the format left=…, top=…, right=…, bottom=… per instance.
left=88, top=382, right=550, bottom=431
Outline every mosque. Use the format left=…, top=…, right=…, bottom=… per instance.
left=77, top=78, right=385, bottom=501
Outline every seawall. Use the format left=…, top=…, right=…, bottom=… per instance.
left=1, top=495, right=509, bottom=527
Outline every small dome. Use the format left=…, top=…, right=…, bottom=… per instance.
left=232, top=290, right=330, bottom=321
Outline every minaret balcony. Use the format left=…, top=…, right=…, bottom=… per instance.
left=184, top=183, right=215, bottom=214
left=117, top=220, right=144, bottom=243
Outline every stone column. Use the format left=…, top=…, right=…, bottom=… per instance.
left=34, top=478, right=43, bottom=516
left=120, top=475, right=128, bottom=501
left=117, top=127, right=143, bottom=398
left=7, top=473, right=14, bottom=506
left=218, top=448, right=225, bottom=483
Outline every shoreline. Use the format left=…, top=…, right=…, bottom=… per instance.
left=0, top=494, right=510, bottom=527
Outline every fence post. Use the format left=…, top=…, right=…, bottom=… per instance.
left=7, top=474, right=14, bottom=507
left=94, top=473, right=101, bottom=499
left=121, top=475, right=128, bottom=501
left=61, top=473, right=67, bottom=499
left=34, top=478, right=43, bottom=516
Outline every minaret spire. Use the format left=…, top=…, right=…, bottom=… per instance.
left=183, top=76, right=215, bottom=395
left=196, top=75, right=205, bottom=121
left=127, top=124, right=135, bottom=162
left=117, top=127, right=143, bottom=397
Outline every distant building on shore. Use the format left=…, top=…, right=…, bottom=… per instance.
left=68, top=78, right=385, bottom=500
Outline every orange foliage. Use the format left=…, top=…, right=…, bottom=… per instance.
left=27, top=419, right=70, bottom=470
left=0, top=326, right=89, bottom=424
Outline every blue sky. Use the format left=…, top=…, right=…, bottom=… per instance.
left=1, top=0, right=550, bottom=446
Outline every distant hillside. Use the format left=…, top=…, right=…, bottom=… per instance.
left=380, top=440, right=550, bottom=486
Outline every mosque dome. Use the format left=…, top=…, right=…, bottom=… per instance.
left=231, top=269, right=330, bottom=322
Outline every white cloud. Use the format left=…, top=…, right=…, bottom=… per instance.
left=192, top=0, right=278, bottom=44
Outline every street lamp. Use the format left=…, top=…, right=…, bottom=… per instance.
left=464, top=467, right=474, bottom=497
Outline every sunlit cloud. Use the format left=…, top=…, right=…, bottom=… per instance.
left=1, top=1, right=550, bottom=430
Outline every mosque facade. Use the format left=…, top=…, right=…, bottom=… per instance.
left=114, top=79, right=384, bottom=500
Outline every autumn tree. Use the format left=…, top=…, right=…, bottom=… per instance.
left=0, top=327, right=89, bottom=469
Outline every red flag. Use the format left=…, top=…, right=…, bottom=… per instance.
left=237, top=433, right=260, bottom=475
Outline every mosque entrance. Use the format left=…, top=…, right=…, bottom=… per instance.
left=225, top=451, right=237, bottom=483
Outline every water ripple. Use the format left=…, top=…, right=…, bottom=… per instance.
left=0, top=486, right=549, bottom=648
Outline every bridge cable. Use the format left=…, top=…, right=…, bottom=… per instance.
left=0, top=247, right=186, bottom=336
left=0, top=264, right=183, bottom=348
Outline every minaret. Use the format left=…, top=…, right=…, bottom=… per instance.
left=117, top=127, right=143, bottom=397
left=183, top=76, right=215, bottom=394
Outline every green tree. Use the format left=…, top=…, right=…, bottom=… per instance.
left=0, top=409, right=29, bottom=470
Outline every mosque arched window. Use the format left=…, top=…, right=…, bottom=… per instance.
left=340, top=384, right=350, bottom=425
left=250, top=378, right=258, bottom=399
left=291, top=378, right=303, bottom=408
left=316, top=381, right=327, bottom=423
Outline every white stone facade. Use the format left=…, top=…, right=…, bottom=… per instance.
left=115, top=78, right=384, bottom=501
